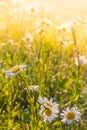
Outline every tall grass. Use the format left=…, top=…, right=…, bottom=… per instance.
left=0, top=1, right=87, bottom=130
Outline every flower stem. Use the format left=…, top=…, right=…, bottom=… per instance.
left=67, top=125, right=72, bottom=130
left=18, top=73, right=29, bottom=92
left=72, top=121, right=75, bottom=130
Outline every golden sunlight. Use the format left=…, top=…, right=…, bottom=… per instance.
left=1, top=0, right=87, bottom=19
left=21, top=0, right=87, bottom=18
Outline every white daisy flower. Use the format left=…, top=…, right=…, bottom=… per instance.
left=4, top=64, right=27, bottom=78
left=39, top=105, right=58, bottom=123
left=38, top=97, right=59, bottom=123
left=29, top=85, right=39, bottom=92
left=56, top=21, right=72, bottom=33
left=75, top=55, right=87, bottom=66
left=38, top=97, right=58, bottom=109
left=22, top=34, right=33, bottom=43
left=35, top=21, right=41, bottom=29
left=60, top=107, right=81, bottom=124
left=35, top=28, right=45, bottom=36
left=25, top=4, right=39, bottom=14
left=41, top=18, right=52, bottom=27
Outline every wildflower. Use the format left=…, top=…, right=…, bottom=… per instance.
left=71, top=16, right=82, bottom=26
left=25, top=34, right=33, bottom=42
left=56, top=21, right=72, bottom=33
left=35, top=28, right=45, bottom=36
left=39, top=105, right=58, bottom=123
left=38, top=97, right=59, bottom=123
left=41, top=18, right=52, bottom=27
left=22, top=34, right=33, bottom=43
left=25, top=4, right=39, bottom=14
left=4, top=64, right=27, bottom=78
left=38, top=97, right=58, bottom=109
left=35, top=21, right=41, bottom=29
left=29, top=85, right=39, bottom=92
left=58, top=38, right=69, bottom=48
left=75, top=55, right=87, bottom=66
left=60, top=107, right=81, bottom=124
left=57, top=37, right=73, bottom=48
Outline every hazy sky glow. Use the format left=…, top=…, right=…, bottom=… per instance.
left=1, top=0, right=87, bottom=19
left=27, top=0, right=87, bottom=18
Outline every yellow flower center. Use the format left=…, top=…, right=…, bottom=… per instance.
left=30, top=8, right=35, bottom=12
left=39, top=29, right=44, bottom=35
left=12, top=66, right=20, bottom=73
left=45, top=109, right=53, bottom=116
left=62, top=27, right=66, bottom=32
left=43, top=102, right=52, bottom=108
left=26, top=37, right=30, bottom=41
left=66, top=111, right=75, bottom=120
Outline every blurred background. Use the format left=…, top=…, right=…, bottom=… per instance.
left=1, top=0, right=87, bottom=19
left=23, top=0, right=87, bottom=18
left=44, top=0, right=87, bottom=18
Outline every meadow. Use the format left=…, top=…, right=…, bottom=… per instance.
left=0, top=1, right=87, bottom=130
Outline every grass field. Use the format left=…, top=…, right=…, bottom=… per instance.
left=0, top=0, right=87, bottom=130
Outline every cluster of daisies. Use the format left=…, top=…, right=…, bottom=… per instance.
left=38, top=97, right=59, bottom=123
left=38, top=97, right=81, bottom=124
left=3, top=64, right=82, bottom=124
left=21, top=17, right=52, bottom=43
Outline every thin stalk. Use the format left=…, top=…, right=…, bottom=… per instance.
left=71, top=27, right=76, bottom=47
left=18, top=73, right=29, bottom=92
left=67, top=125, right=72, bottom=130
left=71, top=26, right=80, bottom=79
left=45, top=121, right=49, bottom=130
left=72, top=121, right=75, bottom=130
